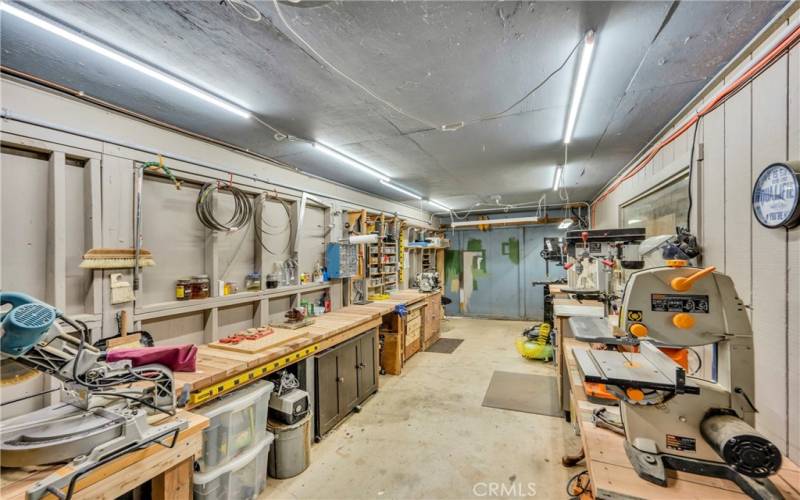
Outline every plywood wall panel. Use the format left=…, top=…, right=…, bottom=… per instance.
left=787, top=39, right=800, bottom=462
left=700, top=107, right=726, bottom=271
left=723, top=87, right=753, bottom=314
left=751, top=57, right=789, bottom=452
left=0, top=149, right=49, bottom=299
left=141, top=177, right=205, bottom=305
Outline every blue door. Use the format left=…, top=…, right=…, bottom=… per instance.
left=443, top=225, right=567, bottom=320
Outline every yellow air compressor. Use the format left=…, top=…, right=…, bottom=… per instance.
left=516, top=323, right=554, bottom=361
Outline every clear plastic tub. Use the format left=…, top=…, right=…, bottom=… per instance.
left=193, top=432, right=273, bottom=500
left=194, top=380, right=273, bottom=472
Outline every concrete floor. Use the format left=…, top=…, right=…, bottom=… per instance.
left=261, top=317, right=580, bottom=499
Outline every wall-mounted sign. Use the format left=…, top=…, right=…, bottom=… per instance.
left=752, top=161, right=800, bottom=229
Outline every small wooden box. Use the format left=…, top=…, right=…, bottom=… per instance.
left=380, top=331, right=403, bottom=375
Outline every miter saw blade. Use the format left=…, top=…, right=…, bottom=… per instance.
left=0, top=402, right=124, bottom=466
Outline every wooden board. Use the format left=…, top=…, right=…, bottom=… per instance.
left=270, top=317, right=316, bottom=330
left=208, top=327, right=317, bottom=354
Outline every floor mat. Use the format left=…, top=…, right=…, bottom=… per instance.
left=425, top=338, right=464, bottom=354
left=481, top=371, right=560, bottom=417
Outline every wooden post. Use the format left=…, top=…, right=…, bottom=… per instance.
left=47, top=151, right=66, bottom=309
left=151, top=457, right=193, bottom=500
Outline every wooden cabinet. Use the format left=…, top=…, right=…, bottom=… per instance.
left=404, top=305, right=424, bottom=360
left=314, top=329, right=379, bottom=438
left=422, top=292, right=442, bottom=350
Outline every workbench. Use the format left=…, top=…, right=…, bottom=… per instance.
left=341, top=290, right=441, bottom=375
left=563, top=336, right=800, bottom=499
left=175, top=289, right=437, bottom=407
left=0, top=411, right=208, bottom=500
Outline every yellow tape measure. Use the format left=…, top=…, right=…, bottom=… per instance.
left=188, top=343, right=320, bottom=406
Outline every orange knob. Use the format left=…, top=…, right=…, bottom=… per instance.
left=671, top=266, right=716, bottom=292
left=630, top=323, right=649, bottom=337
left=626, top=388, right=645, bottom=402
left=672, top=313, right=695, bottom=329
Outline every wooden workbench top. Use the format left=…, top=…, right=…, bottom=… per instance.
left=563, top=338, right=800, bottom=499
left=0, top=411, right=208, bottom=500
left=174, top=290, right=437, bottom=392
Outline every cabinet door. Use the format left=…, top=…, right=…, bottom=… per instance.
left=316, top=350, right=340, bottom=436
left=337, top=341, right=359, bottom=414
left=358, top=331, right=378, bottom=397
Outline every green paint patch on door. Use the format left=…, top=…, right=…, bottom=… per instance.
left=465, top=238, right=488, bottom=290
left=445, top=249, right=462, bottom=277
left=503, top=237, right=520, bottom=265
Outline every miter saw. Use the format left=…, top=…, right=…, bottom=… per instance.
left=0, top=292, right=185, bottom=499
left=571, top=263, right=783, bottom=499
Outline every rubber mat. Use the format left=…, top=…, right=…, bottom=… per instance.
left=425, top=338, right=464, bottom=354
left=481, top=371, right=560, bottom=417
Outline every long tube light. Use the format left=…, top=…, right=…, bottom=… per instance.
left=553, top=166, right=563, bottom=191
left=379, top=180, right=421, bottom=200
left=427, top=199, right=451, bottom=211
left=563, top=30, right=596, bottom=144
left=0, top=2, right=251, bottom=119
left=312, top=143, right=389, bottom=181
left=450, top=216, right=539, bottom=228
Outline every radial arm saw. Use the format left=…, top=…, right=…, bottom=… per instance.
left=0, top=292, right=186, bottom=499
left=571, top=264, right=783, bottom=499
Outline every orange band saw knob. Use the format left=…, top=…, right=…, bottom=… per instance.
left=672, top=313, right=695, bottom=329
left=630, top=323, right=649, bottom=337
left=670, top=266, right=716, bottom=292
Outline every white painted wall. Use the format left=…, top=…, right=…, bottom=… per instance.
left=592, top=11, right=800, bottom=461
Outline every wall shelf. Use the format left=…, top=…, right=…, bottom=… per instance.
left=134, top=282, right=332, bottom=322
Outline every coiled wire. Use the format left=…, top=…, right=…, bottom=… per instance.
left=196, top=183, right=253, bottom=232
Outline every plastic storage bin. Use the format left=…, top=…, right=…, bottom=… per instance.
left=193, top=433, right=273, bottom=500
left=195, top=380, right=273, bottom=472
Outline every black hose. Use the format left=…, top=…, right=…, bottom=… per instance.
left=195, top=182, right=253, bottom=232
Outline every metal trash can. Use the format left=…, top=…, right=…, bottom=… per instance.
left=267, top=413, right=311, bottom=479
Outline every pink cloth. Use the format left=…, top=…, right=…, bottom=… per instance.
left=107, top=345, right=197, bottom=372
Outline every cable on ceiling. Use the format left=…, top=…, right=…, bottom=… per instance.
left=224, top=0, right=263, bottom=22
left=271, top=0, right=440, bottom=130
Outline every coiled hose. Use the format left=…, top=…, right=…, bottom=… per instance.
left=196, top=183, right=253, bottom=232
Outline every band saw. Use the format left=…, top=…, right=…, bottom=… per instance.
left=0, top=292, right=186, bottom=499
left=571, top=263, right=784, bottom=499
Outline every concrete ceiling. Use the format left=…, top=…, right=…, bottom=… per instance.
left=0, top=1, right=786, bottom=210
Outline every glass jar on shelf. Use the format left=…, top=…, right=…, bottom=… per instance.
left=191, top=274, right=210, bottom=299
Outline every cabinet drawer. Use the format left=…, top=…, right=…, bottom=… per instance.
left=408, top=308, right=422, bottom=322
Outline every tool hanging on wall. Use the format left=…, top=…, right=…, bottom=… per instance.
left=255, top=191, right=294, bottom=256
left=79, top=248, right=155, bottom=269
left=195, top=180, right=253, bottom=232
left=132, top=156, right=181, bottom=291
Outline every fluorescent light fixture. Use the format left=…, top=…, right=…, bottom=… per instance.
left=450, top=216, right=539, bottom=228
left=563, top=30, right=596, bottom=144
left=0, top=2, right=251, bottom=119
left=627, top=219, right=642, bottom=224
left=427, top=199, right=451, bottom=211
left=553, top=166, right=563, bottom=191
left=558, top=218, right=574, bottom=229
left=312, top=143, right=389, bottom=181
left=379, top=180, right=421, bottom=200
